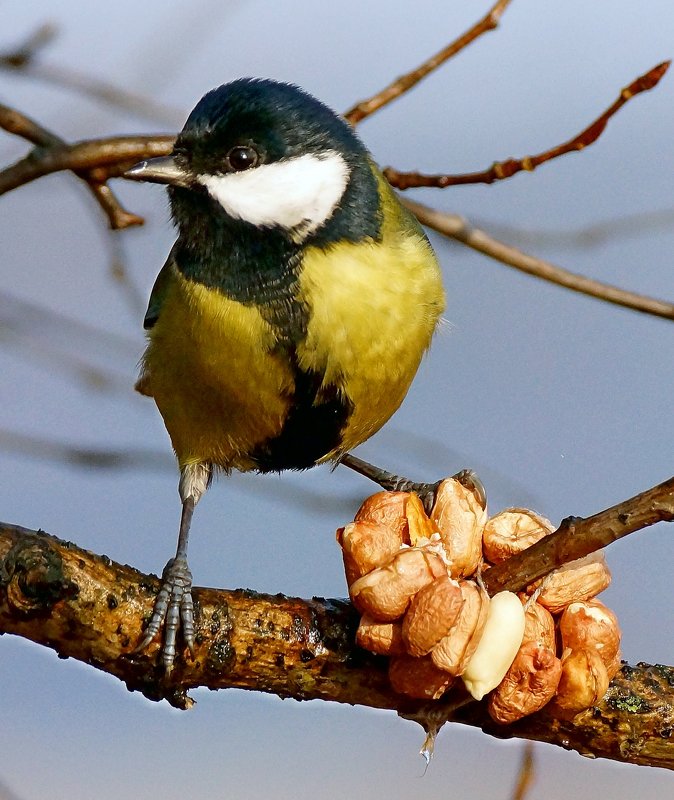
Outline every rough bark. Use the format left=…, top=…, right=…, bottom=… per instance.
left=1, top=522, right=672, bottom=768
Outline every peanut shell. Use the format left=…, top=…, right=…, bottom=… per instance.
left=354, top=492, right=410, bottom=543
left=337, top=520, right=404, bottom=586
left=431, top=478, right=487, bottom=578
left=551, top=647, right=610, bottom=718
left=483, top=508, right=553, bottom=564
left=388, top=654, right=454, bottom=700
left=488, top=641, right=562, bottom=724
left=520, top=597, right=556, bottom=652
left=356, top=614, right=405, bottom=656
left=432, top=580, right=490, bottom=675
left=402, top=575, right=463, bottom=657
left=559, top=598, right=621, bottom=669
left=349, top=548, right=447, bottom=622
left=531, top=552, right=612, bottom=614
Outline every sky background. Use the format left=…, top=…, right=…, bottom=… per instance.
left=1, top=1, right=673, bottom=798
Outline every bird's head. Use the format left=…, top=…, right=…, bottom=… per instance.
left=127, top=78, right=381, bottom=245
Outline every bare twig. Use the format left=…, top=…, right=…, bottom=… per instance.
left=2, top=108, right=671, bottom=320
left=1, top=51, right=671, bottom=312
left=343, top=0, right=513, bottom=124
left=484, top=475, right=674, bottom=594
left=0, top=429, right=169, bottom=472
left=469, top=208, right=674, bottom=250
left=0, top=24, right=57, bottom=68
left=2, top=113, right=672, bottom=321
left=405, top=199, right=674, bottom=321
left=510, top=743, right=535, bottom=800
left=105, top=231, right=147, bottom=317
left=385, top=62, right=671, bottom=189
left=0, top=520, right=673, bottom=767
left=0, top=289, right=139, bottom=355
left=0, top=104, right=174, bottom=229
left=0, top=330, right=131, bottom=394
left=0, top=25, right=182, bottom=127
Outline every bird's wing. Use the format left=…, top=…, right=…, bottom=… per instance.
left=143, top=244, right=179, bottom=330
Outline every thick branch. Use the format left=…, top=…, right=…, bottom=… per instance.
left=0, top=513, right=672, bottom=768
left=384, top=61, right=670, bottom=189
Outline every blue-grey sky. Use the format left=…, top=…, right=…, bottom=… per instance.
left=1, top=1, right=673, bottom=798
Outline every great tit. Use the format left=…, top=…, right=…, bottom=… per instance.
left=127, top=78, right=445, bottom=671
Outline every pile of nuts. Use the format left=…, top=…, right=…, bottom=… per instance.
left=337, top=478, right=622, bottom=723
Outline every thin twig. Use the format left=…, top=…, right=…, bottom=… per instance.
left=0, top=289, right=139, bottom=356
left=343, top=0, right=513, bottom=125
left=510, top=743, right=535, bottom=800
left=385, top=61, right=671, bottom=189
left=0, top=429, right=170, bottom=471
left=405, top=199, right=674, bottom=321
left=105, top=231, right=147, bottom=317
left=0, top=25, right=182, bottom=127
left=483, top=475, right=674, bottom=594
left=469, top=208, right=674, bottom=250
left=2, top=117, right=672, bottom=322
left=0, top=330, right=131, bottom=395
left=0, top=104, right=168, bottom=228
left=0, top=23, right=57, bottom=68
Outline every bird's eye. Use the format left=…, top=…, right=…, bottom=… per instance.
left=225, top=145, right=259, bottom=172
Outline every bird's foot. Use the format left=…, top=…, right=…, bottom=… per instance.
left=450, top=468, right=487, bottom=511
left=135, top=556, right=195, bottom=674
left=386, top=469, right=485, bottom=514
left=339, top=454, right=486, bottom=514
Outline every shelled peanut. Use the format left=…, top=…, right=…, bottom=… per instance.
left=337, top=482, right=621, bottom=719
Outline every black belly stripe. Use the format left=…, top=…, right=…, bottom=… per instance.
left=250, top=357, right=353, bottom=472
left=165, top=203, right=364, bottom=471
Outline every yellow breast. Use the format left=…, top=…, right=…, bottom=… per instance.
left=139, top=172, right=445, bottom=472
left=297, top=177, right=445, bottom=456
left=140, top=269, right=293, bottom=469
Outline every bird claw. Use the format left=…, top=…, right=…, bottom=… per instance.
left=338, top=454, right=486, bottom=514
left=450, top=468, right=487, bottom=510
left=135, top=556, right=195, bottom=673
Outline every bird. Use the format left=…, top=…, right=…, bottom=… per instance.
left=126, top=77, right=446, bottom=671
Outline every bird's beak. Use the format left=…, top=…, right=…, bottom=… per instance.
left=124, top=155, right=193, bottom=188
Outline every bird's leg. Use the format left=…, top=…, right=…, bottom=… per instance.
left=136, top=462, right=212, bottom=673
left=339, top=453, right=486, bottom=514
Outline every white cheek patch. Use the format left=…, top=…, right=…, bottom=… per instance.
left=198, top=151, right=349, bottom=236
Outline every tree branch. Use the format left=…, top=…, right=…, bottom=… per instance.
left=0, top=24, right=182, bottom=126
left=1, top=476, right=673, bottom=768
left=0, top=104, right=174, bottom=229
left=483, top=474, right=674, bottom=593
left=2, top=115, right=672, bottom=322
left=344, top=0, right=513, bottom=124
left=0, top=56, right=671, bottom=315
left=384, top=61, right=670, bottom=189
left=404, top=199, right=674, bottom=321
